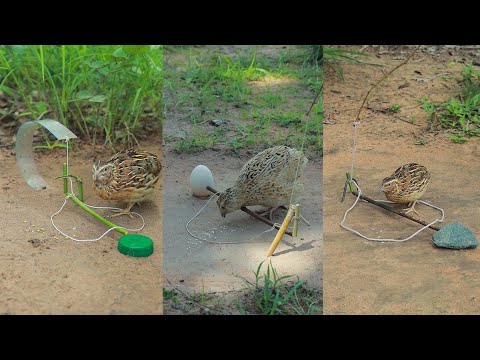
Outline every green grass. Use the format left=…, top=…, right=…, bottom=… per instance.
left=181, top=48, right=268, bottom=106
left=304, top=45, right=323, bottom=65
left=238, top=260, right=322, bottom=315
left=192, top=283, right=207, bottom=305
left=164, top=45, right=322, bottom=156
left=163, top=288, right=178, bottom=304
left=461, top=64, right=480, bottom=98
left=257, top=87, right=286, bottom=108
left=162, top=261, right=322, bottom=315
left=387, top=104, right=401, bottom=113
left=32, top=138, right=71, bottom=150
left=323, top=46, right=368, bottom=80
left=0, top=45, right=162, bottom=146
left=420, top=64, right=480, bottom=143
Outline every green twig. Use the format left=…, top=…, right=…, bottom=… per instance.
left=58, top=164, right=124, bottom=235
left=63, top=163, right=68, bottom=194
left=346, top=172, right=354, bottom=192
left=67, top=193, right=128, bottom=235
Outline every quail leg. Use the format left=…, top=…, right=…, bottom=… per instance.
left=255, top=205, right=288, bottom=221
left=110, top=203, right=135, bottom=219
left=404, top=201, right=420, bottom=216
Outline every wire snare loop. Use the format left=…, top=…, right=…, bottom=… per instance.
left=50, top=139, right=145, bottom=242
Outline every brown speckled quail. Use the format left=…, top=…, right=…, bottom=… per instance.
left=381, top=163, right=430, bottom=215
left=216, top=145, right=308, bottom=220
left=92, top=149, right=161, bottom=218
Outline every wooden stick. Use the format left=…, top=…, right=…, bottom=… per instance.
left=305, top=82, right=323, bottom=116
left=355, top=45, right=421, bottom=122
left=206, top=185, right=293, bottom=236
left=292, top=204, right=299, bottom=237
left=266, top=206, right=295, bottom=257
left=351, top=191, right=441, bottom=231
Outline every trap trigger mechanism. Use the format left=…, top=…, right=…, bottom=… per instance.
left=54, top=163, right=84, bottom=202
left=342, top=172, right=359, bottom=202
left=266, top=203, right=309, bottom=257
left=16, top=119, right=78, bottom=190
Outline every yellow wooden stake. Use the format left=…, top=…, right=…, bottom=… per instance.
left=265, top=205, right=295, bottom=257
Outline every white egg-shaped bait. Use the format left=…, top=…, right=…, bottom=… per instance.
left=190, top=165, right=214, bottom=197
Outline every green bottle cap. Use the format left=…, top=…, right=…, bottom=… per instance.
left=118, top=234, right=154, bottom=257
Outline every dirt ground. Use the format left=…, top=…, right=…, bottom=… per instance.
left=0, top=141, right=162, bottom=314
left=162, top=45, right=322, bottom=314
left=324, top=45, right=480, bottom=314
left=162, top=147, right=322, bottom=314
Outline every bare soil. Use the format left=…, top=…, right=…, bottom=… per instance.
left=0, top=141, right=162, bottom=314
left=162, top=45, right=322, bottom=314
left=162, top=148, right=322, bottom=314
left=324, top=45, right=480, bottom=314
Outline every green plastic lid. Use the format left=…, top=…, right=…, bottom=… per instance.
left=118, top=234, right=154, bottom=257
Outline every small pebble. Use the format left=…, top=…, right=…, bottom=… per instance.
left=210, top=119, right=226, bottom=126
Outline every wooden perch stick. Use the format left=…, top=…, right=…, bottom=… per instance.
left=351, top=191, right=441, bottom=231
left=206, top=185, right=293, bottom=236
left=266, top=205, right=295, bottom=257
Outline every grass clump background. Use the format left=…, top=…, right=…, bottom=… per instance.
left=421, top=64, right=480, bottom=144
left=163, top=45, right=323, bottom=156
left=0, top=45, right=163, bottom=147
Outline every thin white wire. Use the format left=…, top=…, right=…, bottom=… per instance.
left=50, top=190, right=145, bottom=242
left=66, top=136, right=69, bottom=174
left=289, top=97, right=318, bottom=206
left=342, top=121, right=445, bottom=242
left=340, top=180, right=444, bottom=242
left=350, top=122, right=360, bottom=179
left=50, top=139, right=145, bottom=242
left=185, top=192, right=280, bottom=244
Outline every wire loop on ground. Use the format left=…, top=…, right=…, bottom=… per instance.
left=340, top=179, right=444, bottom=242
left=50, top=139, right=145, bottom=242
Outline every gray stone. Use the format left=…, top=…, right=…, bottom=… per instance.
left=432, top=222, right=478, bottom=249
left=210, top=119, right=226, bottom=126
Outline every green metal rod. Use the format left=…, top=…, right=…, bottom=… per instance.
left=61, top=162, right=126, bottom=235
left=67, top=193, right=128, bottom=235
left=63, top=163, right=68, bottom=194
left=346, top=172, right=355, bottom=193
